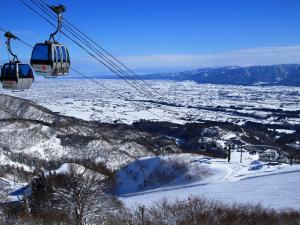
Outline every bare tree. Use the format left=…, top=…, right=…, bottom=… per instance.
left=0, top=187, right=8, bottom=223
left=0, top=186, right=9, bottom=202
left=45, top=164, right=119, bottom=225
left=108, top=197, right=300, bottom=225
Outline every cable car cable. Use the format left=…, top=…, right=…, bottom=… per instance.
left=19, top=0, right=187, bottom=118
left=16, top=0, right=186, bottom=118
left=35, top=0, right=165, bottom=99
left=26, top=0, right=160, bottom=103
left=30, top=0, right=164, bottom=103
left=0, top=27, right=168, bottom=121
left=32, top=0, right=171, bottom=106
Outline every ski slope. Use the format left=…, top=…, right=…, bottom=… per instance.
left=119, top=153, right=300, bottom=210
left=121, top=170, right=300, bottom=210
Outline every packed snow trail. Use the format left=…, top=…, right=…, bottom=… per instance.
left=118, top=153, right=300, bottom=210
left=121, top=170, right=300, bottom=210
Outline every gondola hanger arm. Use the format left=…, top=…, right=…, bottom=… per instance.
left=4, top=31, right=19, bottom=63
left=48, top=4, right=66, bottom=43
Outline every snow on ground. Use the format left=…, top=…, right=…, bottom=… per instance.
left=273, top=129, right=296, bottom=134
left=118, top=152, right=300, bottom=210
left=48, top=163, right=106, bottom=181
left=0, top=177, right=31, bottom=204
left=0, top=152, right=32, bottom=172
left=122, top=170, right=300, bottom=210
left=52, top=163, right=86, bottom=175
left=221, top=132, right=237, bottom=140
left=116, top=154, right=212, bottom=195
left=25, top=136, right=66, bottom=160
left=1, top=78, right=300, bottom=124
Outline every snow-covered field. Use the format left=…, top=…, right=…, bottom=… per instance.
left=1, top=78, right=300, bottom=210
left=1, top=77, right=299, bottom=124
left=119, top=152, right=300, bottom=210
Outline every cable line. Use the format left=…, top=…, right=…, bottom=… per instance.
left=15, top=0, right=188, bottom=120
left=0, top=27, right=168, bottom=121
left=29, top=0, right=164, bottom=103
left=35, top=0, right=165, bottom=99
left=18, top=0, right=186, bottom=118
left=32, top=0, right=178, bottom=108
left=32, top=0, right=189, bottom=120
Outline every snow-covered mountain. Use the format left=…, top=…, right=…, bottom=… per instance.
left=0, top=94, right=182, bottom=171
left=146, top=64, right=300, bottom=86
left=1, top=93, right=300, bottom=220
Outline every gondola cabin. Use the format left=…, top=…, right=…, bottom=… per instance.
left=30, top=42, right=70, bottom=77
left=0, top=63, right=34, bottom=91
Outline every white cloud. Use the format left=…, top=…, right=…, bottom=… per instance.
left=120, top=45, right=300, bottom=68
left=72, top=44, right=300, bottom=74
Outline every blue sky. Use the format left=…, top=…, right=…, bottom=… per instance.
left=1, top=0, right=300, bottom=74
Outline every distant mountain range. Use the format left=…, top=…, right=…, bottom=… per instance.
left=145, top=64, right=300, bottom=86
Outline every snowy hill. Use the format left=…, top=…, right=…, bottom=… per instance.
left=116, top=154, right=212, bottom=195
left=0, top=94, right=58, bottom=122
left=0, top=94, right=182, bottom=171
left=0, top=93, right=297, bottom=171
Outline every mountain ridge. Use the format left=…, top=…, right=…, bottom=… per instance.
left=145, top=64, right=300, bottom=86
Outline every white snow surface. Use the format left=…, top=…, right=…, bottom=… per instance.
left=1, top=78, right=300, bottom=124
left=116, top=154, right=212, bottom=195
left=49, top=163, right=106, bottom=180
left=0, top=153, right=32, bottom=172
left=0, top=177, right=30, bottom=203
left=275, top=129, right=296, bottom=134
left=119, top=152, right=300, bottom=210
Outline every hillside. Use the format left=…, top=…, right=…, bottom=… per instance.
left=0, top=93, right=299, bottom=171
left=0, top=94, right=183, bottom=171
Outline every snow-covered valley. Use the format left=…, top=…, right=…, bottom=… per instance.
left=1, top=78, right=300, bottom=125
left=0, top=80, right=299, bottom=223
